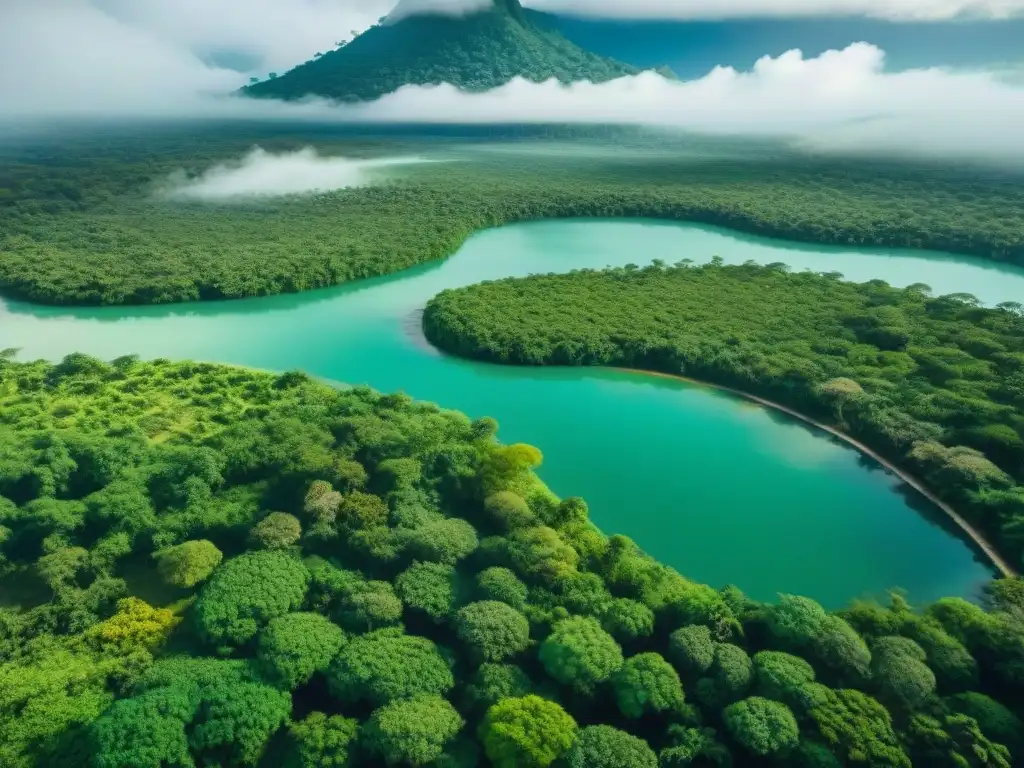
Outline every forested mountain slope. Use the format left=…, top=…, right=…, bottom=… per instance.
left=1, top=353, right=1023, bottom=766
left=241, top=0, right=639, bottom=102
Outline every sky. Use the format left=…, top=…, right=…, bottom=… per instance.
left=2, top=0, right=1023, bottom=162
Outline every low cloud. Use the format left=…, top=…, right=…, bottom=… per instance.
left=160, top=147, right=434, bottom=201
left=387, top=0, right=493, bottom=22
left=2, top=2, right=1023, bottom=166
left=342, top=43, right=1024, bottom=163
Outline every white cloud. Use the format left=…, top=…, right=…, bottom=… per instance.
left=1, top=3, right=1023, bottom=165
left=160, top=147, right=435, bottom=201
left=0, top=2, right=240, bottom=116
left=7, top=0, right=1020, bottom=102
left=387, top=0, right=493, bottom=23
left=340, top=43, right=1024, bottom=162
left=92, top=0, right=390, bottom=73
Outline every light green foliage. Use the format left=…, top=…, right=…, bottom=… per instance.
left=611, top=652, right=684, bottom=718
left=905, top=713, right=1012, bottom=768
left=334, top=579, right=404, bottom=632
left=842, top=596, right=975, bottom=691
left=464, top=663, right=533, bottom=712
left=946, top=692, right=1023, bottom=751
left=37, top=545, right=90, bottom=591
left=327, top=628, right=454, bottom=706
left=870, top=636, right=937, bottom=709
left=668, top=624, right=716, bottom=677
left=753, top=651, right=816, bottom=702
left=87, top=597, right=180, bottom=652
left=375, top=457, right=422, bottom=493
left=91, top=688, right=195, bottom=768
left=506, top=526, right=579, bottom=583
left=480, top=695, right=577, bottom=768
left=285, top=712, right=359, bottom=768
left=984, top=577, right=1024, bottom=613
left=256, top=612, right=345, bottom=689
left=482, top=443, right=544, bottom=497
left=484, top=491, right=537, bottom=530
left=455, top=600, right=531, bottom=662
left=396, top=561, right=460, bottom=619
left=476, top=566, right=528, bottom=609
left=539, top=615, right=624, bottom=693
left=535, top=571, right=612, bottom=617
left=552, top=496, right=590, bottom=527
left=767, top=595, right=829, bottom=646
left=336, top=491, right=389, bottom=532
left=813, top=615, right=872, bottom=683
left=659, top=725, right=732, bottom=768
left=250, top=512, right=302, bottom=550
left=404, top=518, right=479, bottom=564
left=364, top=695, right=464, bottom=766
left=189, top=681, right=291, bottom=765
left=193, top=551, right=309, bottom=647
left=696, top=643, right=752, bottom=708
left=668, top=583, right=740, bottom=640
left=600, top=598, right=654, bottom=642
left=927, top=597, right=992, bottom=646
left=794, top=684, right=910, bottom=767
left=90, top=659, right=287, bottom=768
left=724, top=696, right=800, bottom=757
left=565, top=725, right=658, bottom=768
left=1, top=642, right=119, bottom=768
left=909, top=620, right=979, bottom=692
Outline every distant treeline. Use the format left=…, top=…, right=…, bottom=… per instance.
left=0, top=129, right=1022, bottom=305
left=424, top=261, right=1024, bottom=570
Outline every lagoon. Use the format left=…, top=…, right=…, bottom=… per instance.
left=4, top=219, right=1022, bottom=606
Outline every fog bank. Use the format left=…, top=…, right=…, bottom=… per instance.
left=160, top=147, right=434, bottom=201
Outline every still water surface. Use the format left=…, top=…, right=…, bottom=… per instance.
left=4, top=219, right=1023, bottom=607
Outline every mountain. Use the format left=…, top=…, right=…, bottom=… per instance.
left=242, top=0, right=643, bottom=103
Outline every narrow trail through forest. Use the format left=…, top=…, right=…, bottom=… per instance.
left=614, top=368, right=1019, bottom=579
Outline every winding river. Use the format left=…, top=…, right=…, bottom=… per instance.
left=4, top=219, right=1024, bottom=608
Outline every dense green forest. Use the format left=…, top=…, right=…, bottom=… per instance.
left=242, top=0, right=640, bottom=103
left=423, top=262, right=1024, bottom=574
left=2, top=353, right=1024, bottom=767
left=1, top=127, right=1023, bottom=306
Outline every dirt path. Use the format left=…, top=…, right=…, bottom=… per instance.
left=613, top=367, right=1018, bottom=579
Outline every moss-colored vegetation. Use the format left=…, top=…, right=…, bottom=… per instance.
left=1, top=353, right=1024, bottom=766
left=424, top=261, right=1024, bottom=570
left=2, top=128, right=1023, bottom=306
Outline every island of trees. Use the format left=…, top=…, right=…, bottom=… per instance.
left=424, top=261, right=1024, bottom=574
left=1, top=352, right=1023, bottom=767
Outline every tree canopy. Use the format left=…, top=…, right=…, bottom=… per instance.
left=0, top=356, right=1021, bottom=767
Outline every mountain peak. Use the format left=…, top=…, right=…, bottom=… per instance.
left=243, top=0, right=638, bottom=104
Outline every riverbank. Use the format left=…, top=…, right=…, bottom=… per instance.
left=614, top=367, right=1018, bottom=579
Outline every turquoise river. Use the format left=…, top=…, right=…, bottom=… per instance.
left=4, top=219, right=1024, bottom=608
